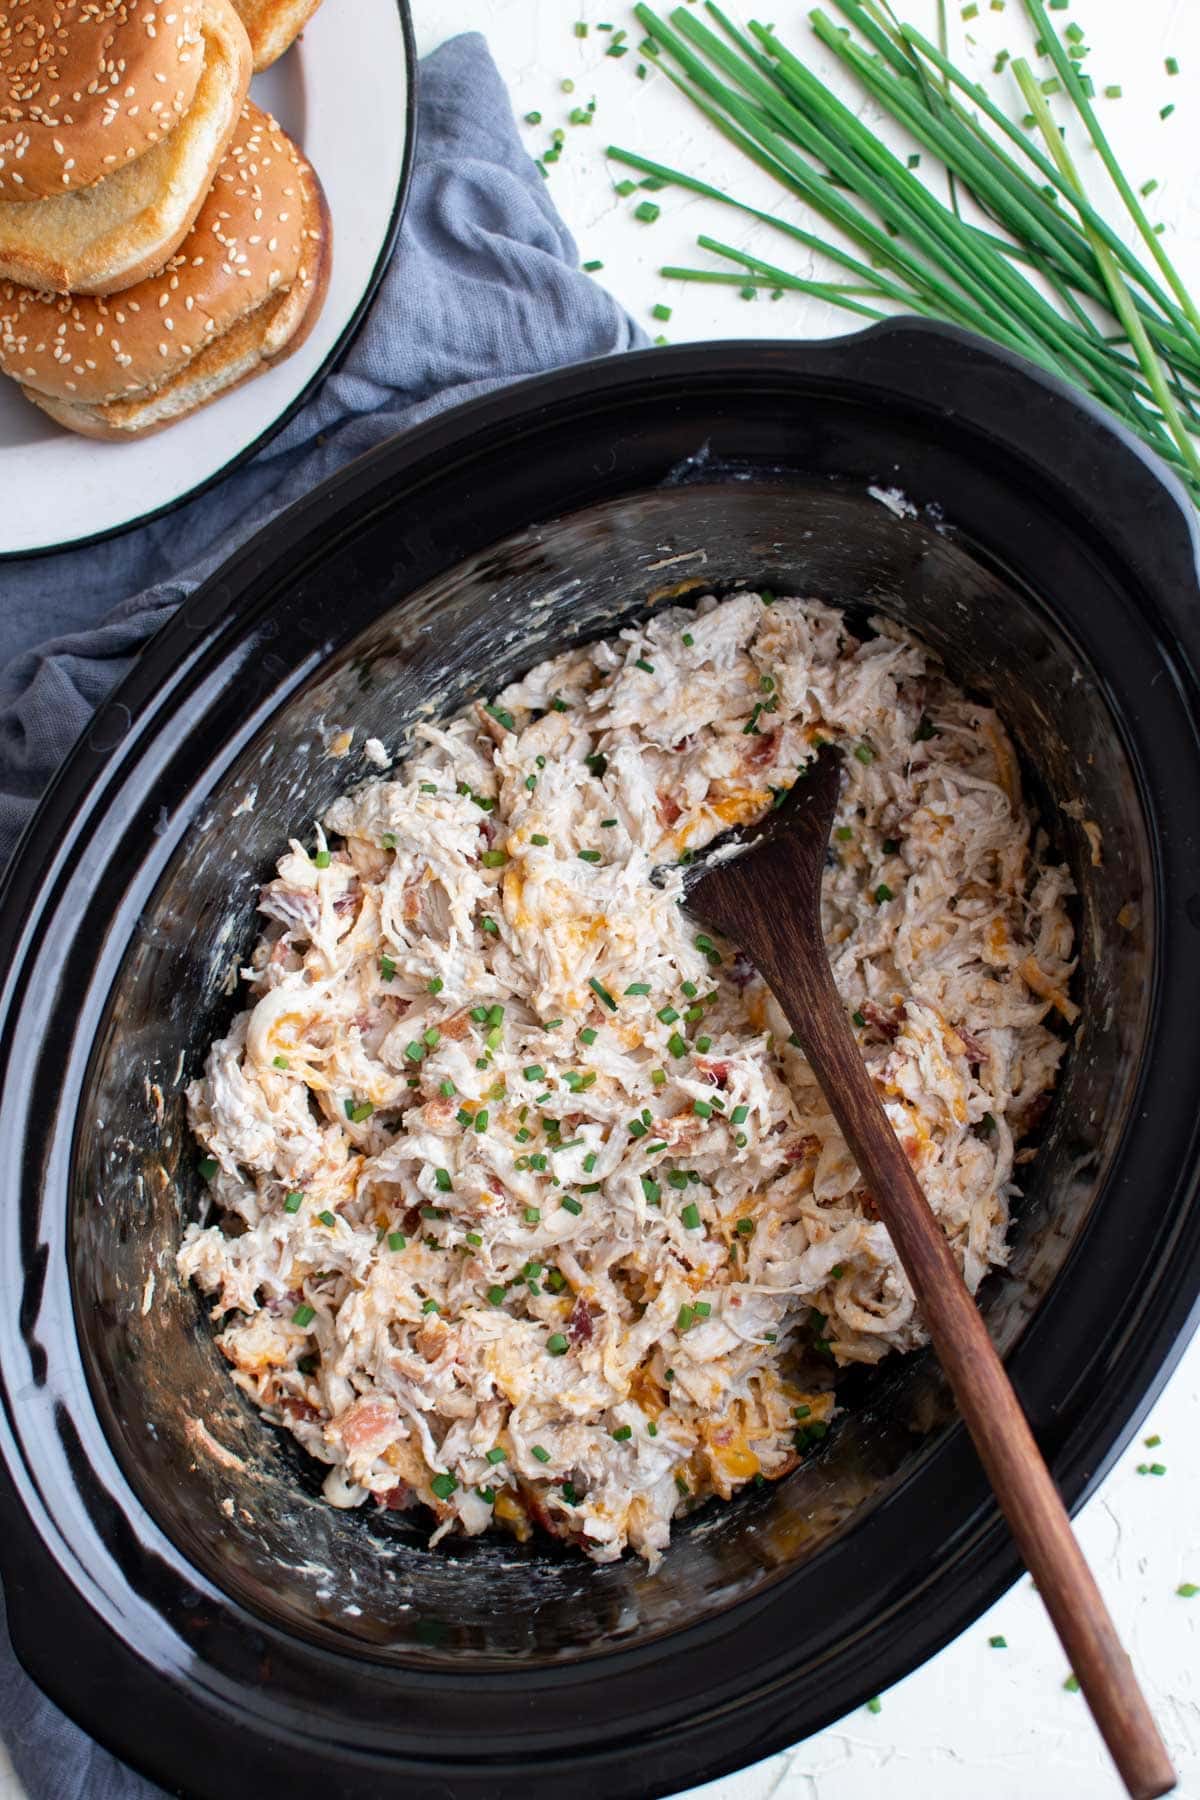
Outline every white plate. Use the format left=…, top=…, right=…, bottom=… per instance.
left=0, top=0, right=415, bottom=560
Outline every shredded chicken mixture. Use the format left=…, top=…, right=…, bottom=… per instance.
left=181, top=593, right=1075, bottom=1564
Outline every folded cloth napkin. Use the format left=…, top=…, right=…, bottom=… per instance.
left=0, top=30, right=643, bottom=1798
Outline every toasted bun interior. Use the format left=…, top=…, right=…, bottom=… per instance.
left=0, top=0, right=252, bottom=295
left=4, top=101, right=331, bottom=437
left=0, top=0, right=205, bottom=201
left=229, top=0, right=322, bottom=70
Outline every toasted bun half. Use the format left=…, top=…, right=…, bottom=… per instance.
left=0, top=0, right=252, bottom=295
left=0, top=0, right=205, bottom=201
left=2, top=102, right=330, bottom=438
left=228, top=0, right=322, bottom=70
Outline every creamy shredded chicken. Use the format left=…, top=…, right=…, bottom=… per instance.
left=180, top=593, right=1075, bottom=1564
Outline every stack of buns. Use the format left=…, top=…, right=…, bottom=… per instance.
left=0, top=0, right=330, bottom=439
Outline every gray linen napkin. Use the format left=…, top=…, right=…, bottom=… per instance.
left=0, top=30, right=643, bottom=1797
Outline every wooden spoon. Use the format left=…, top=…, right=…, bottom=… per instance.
left=682, top=741, right=1174, bottom=1800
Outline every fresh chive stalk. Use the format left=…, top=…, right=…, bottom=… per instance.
left=604, top=0, right=1200, bottom=499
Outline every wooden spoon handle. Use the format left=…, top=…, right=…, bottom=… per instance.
left=772, top=952, right=1175, bottom=1800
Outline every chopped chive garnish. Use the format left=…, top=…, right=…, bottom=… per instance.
left=292, top=1303, right=315, bottom=1327
left=422, top=1299, right=440, bottom=1314
left=1166, top=56, right=1179, bottom=75
left=433, top=1168, right=453, bottom=1193
left=641, top=1176, right=661, bottom=1203
left=874, top=884, right=894, bottom=905
left=692, top=1099, right=712, bottom=1119
left=676, top=1304, right=695, bottom=1332
left=481, top=916, right=499, bottom=935
left=1063, top=1675, right=1080, bottom=1693
left=625, top=982, right=651, bottom=995
left=866, top=1697, right=882, bottom=1715
left=273, top=1054, right=289, bottom=1069
left=1177, top=1583, right=1199, bottom=1598
left=730, top=1104, right=749, bottom=1125
left=487, top=1285, right=506, bottom=1306
left=561, top=1194, right=583, bottom=1215
left=474, top=1110, right=489, bottom=1134
left=524, top=110, right=542, bottom=124
left=589, top=976, right=618, bottom=1010
left=634, top=199, right=661, bottom=222
left=634, top=658, right=655, bottom=674
left=658, top=1005, right=679, bottom=1024
left=524, top=1065, right=545, bottom=1081
left=579, top=1026, right=598, bottom=1044
left=313, top=849, right=331, bottom=869
left=531, top=1445, right=551, bottom=1463
left=284, top=1191, right=303, bottom=1214
left=317, top=1209, right=337, bottom=1227
left=611, top=1424, right=633, bottom=1441
left=681, top=1202, right=702, bottom=1229
left=198, top=1156, right=218, bottom=1180
left=481, top=849, right=508, bottom=869
left=524, top=1206, right=541, bottom=1225
left=547, top=1333, right=569, bottom=1356
left=736, top=1217, right=755, bottom=1236
left=430, top=1472, right=457, bottom=1500
left=989, top=1635, right=1008, bottom=1648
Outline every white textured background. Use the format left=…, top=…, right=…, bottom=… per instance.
left=6, top=3, right=1198, bottom=1796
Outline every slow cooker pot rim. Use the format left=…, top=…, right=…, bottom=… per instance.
left=2, top=324, right=1199, bottom=1800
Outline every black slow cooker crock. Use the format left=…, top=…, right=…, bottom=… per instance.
left=1, top=324, right=1199, bottom=1800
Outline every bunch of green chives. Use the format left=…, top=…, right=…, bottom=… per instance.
left=609, top=0, right=1200, bottom=500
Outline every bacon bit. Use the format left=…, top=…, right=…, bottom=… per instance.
left=862, top=1000, right=902, bottom=1041
left=337, top=1398, right=400, bottom=1456
left=671, top=734, right=697, bottom=754
left=521, top=1487, right=559, bottom=1536
left=955, top=1025, right=985, bottom=1065
left=744, top=729, right=778, bottom=769
left=377, top=1482, right=415, bottom=1511
left=695, top=1057, right=731, bottom=1087
left=569, top=1298, right=596, bottom=1344
left=279, top=1397, right=320, bottom=1424
left=784, top=1134, right=821, bottom=1165
left=657, top=791, right=683, bottom=829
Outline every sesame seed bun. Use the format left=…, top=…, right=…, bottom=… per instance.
left=229, top=0, right=322, bottom=71
left=0, top=0, right=251, bottom=295
left=0, top=0, right=205, bottom=202
left=0, top=100, right=330, bottom=438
